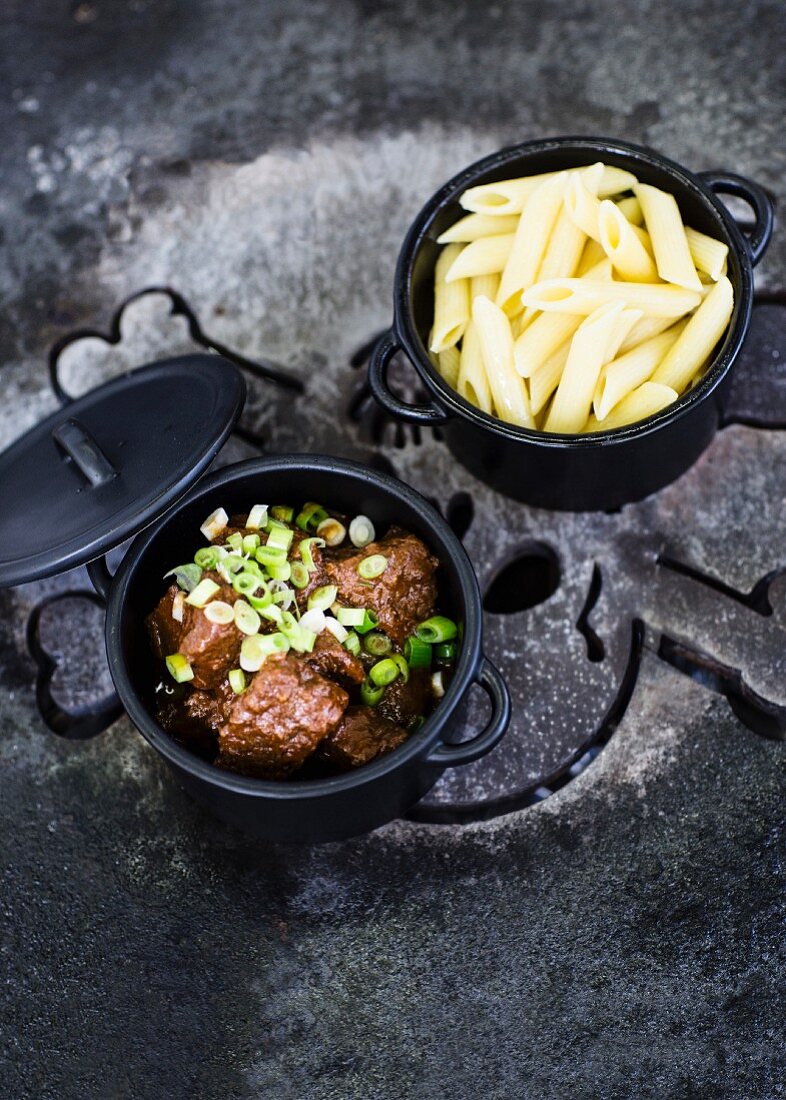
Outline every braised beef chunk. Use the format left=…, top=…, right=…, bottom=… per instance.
left=378, top=667, right=431, bottom=727
left=304, top=631, right=365, bottom=688
left=146, top=573, right=241, bottom=691
left=326, top=528, right=439, bottom=645
left=317, top=706, right=408, bottom=770
left=156, top=685, right=231, bottom=757
left=217, top=654, right=348, bottom=778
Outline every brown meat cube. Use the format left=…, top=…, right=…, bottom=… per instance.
left=155, top=683, right=233, bottom=756
left=304, top=630, right=365, bottom=688
left=317, top=706, right=408, bottom=770
left=378, top=667, right=432, bottom=727
left=325, top=528, right=439, bottom=645
left=146, top=573, right=242, bottom=691
left=217, top=654, right=348, bottom=778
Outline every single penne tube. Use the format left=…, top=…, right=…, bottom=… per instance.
left=437, top=213, right=520, bottom=244
left=586, top=382, right=678, bottom=432
left=533, top=164, right=601, bottom=285
left=510, top=311, right=533, bottom=339
left=576, top=238, right=607, bottom=275
left=594, top=320, right=687, bottom=420
left=544, top=301, right=626, bottom=433
left=456, top=320, right=493, bottom=414
left=616, top=194, right=643, bottom=226
left=437, top=345, right=461, bottom=389
left=513, top=311, right=582, bottom=377
left=472, top=295, right=534, bottom=427
left=521, top=278, right=702, bottom=317
left=459, top=164, right=637, bottom=216
left=530, top=339, right=571, bottom=415
left=564, top=172, right=602, bottom=240
left=444, top=234, right=515, bottom=282
left=430, top=244, right=470, bottom=352
left=604, top=308, right=644, bottom=364
left=496, top=172, right=569, bottom=315
left=617, top=313, right=683, bottom=355
left=597, top=200, right=659, bottom=282
left=685, top=226, right=729, bottom=281
left=635, top=182, right=702, bottom=291
left=651, top=275, right=734, bottom=392
left=471, top=271, right=501, bottom=302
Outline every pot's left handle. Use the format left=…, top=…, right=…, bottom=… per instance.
left=368, top=329, right=450, bottom=426
left=27, top=573, right=123, bottom=741
left=424, top=656, right=511, bottom=767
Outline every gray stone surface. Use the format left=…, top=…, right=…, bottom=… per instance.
left=1, top=2, right=786, bottom=1097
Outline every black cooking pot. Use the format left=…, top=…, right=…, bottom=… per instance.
left=0, top=356, right=509, bottom=843
left=369, top=136, right=775, bottom=510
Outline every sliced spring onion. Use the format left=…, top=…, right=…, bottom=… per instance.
left=171, top=590, right=185, bottom=622
left=290, top=561, right=310, bottom=589
left=296, top=502, right=329, bottom=532
left=299, top=608, right=327, bottom=635
left=204, top=600, right=235, bottom=625
left=266, top=525, right=294, bottom=552
left=431, top=670, right=445, bottom=699
left=355, top=609, right=379, bottom=635
left=296, top=628, right=317, bottom=653
left=232, top=572, right=263, bottom=597
left=164, top=563, right=203, bottom=592
left=324, top=616, right=349, bottom=644
left=267, top=559, right=292, bottom=582
left=299, top=537, right=325, bottom=572
left=270, top=505, right=295, bottom=523
left=194, top=546, right=221, bottom=570
left=270, top=585, right=294, bottom=609
left=343, top=631, right=361, bottom=656
left=369, top=657, right=400, bottom=687
left=240, top=632, right=289, bottom=671
left=226, top=532, right=244, bottom=553
left=415, top=616, right=458, bottom=644
left=336, top=606, right=366, bottom=627
left=248, top=587, right=273, bottom=612
left=363, top=631, right=392, bottom=657
left=255, top=545, right=287, bottom=567
left=185, top=578, right=221, bottom=608
left=165, top=653, right=194, bottom=683
left=360, top=678, right=385, bottom=706
left=234, top=600, right=261, bottom=636
left=349, top=515, right=375, bottom=548
left=307, top=584, right=338, bottom=612
left=246, top=504, right=268, bottom=530
left=242, top=533, right=260, bottom=554
left=220, top=554, right=245, bottom=575
left=435, top=642, right=457, bottom=661
left=357, top=554, right=387, bottom=580
left=404, top=635, right=432, bottom=668
left=316, top=517, right=346, bottom=547
left=391, top=653, right=409, bottom=683
left=200, top=507, right=228, bottom=541
left=259, top=602, right=284, bottom=624
left=228, top=668, right=247, bottom=694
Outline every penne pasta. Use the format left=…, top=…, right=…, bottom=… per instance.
left=521, top=277, right=702, bottom=317
left=564, top=172, right=602, bottom=241
left=437, top=213, right=520, bottom=244
left=471, top=271, right=501, bottom=302
left=685, top=226, right=729, bottom=282
left=587, top=382, right=678, bottom=432
left=605, top=308, right=645, bottom=364
left=437, top=344, right=461, bottom=389
left=545, top=302, right=626, bottom=433
left=445, top=234, right=515, bottom=282
left=594, top=320, right=687, bottom=420
left=598, top=200, right=659, bottom=282
left=456, top=319, right=494, bottom=414
left=616, top=194, right=643, bottom=226
left=635, top=182, right=702, bottom=291
left=430, top=244, right=470, bottom=352
left=472, top=296, right=534, bottom=427
left=651, top=275, right=734, bottom=392
left=496, top=172, right=569, bottom=315
left=617, top=313, right=681, bottom=355
left=575, top=238, right=607, bottom=275
left=460, top=165, right=637, bottom=216
left=514, top=311, right=581, bottom=378
left=530, top=339, right=571, bottom=415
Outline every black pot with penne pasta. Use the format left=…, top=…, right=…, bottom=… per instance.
left=369, top=137, right=773, bottom=510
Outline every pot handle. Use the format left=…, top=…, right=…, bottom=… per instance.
left=87, top=556, right=114, bottom=603
left=368, top=329, right=450, bottom=426
left=26, top=591, right=123, bottom=740
left=424, top=656, right=511, bottom=767
left=698, top=171, right=775, bottom=266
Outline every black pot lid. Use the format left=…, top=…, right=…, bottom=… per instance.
left=0, top=354, right=245, bottom=588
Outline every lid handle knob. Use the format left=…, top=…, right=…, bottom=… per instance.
left=52, top=418, right=117, bottom=488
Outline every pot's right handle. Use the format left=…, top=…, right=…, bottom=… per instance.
left=424, top=656, right=511, bottom=767
left=698, top=171, right=775, bottom=266
left=368, top=329, right=450, bottom=426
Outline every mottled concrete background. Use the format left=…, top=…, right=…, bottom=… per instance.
left=1, top=2, right=786, bottom=1098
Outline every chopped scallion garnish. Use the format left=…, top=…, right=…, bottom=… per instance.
left=403, top=635, right=432, bottom=668
left=360, top=678, right=385, bottom=706
left=226, top=532, right=244, bottom=553
left=299, top=608, right=327, bottom=635
left=307, top=584, right=338, bottom=612
left=324, top=616, right=349, bottom=644
left=369, top=658, right=400, bottom=687
left=242, top=533, right=260, bottom=554
left=246, top=504, right=268, bottom=530
left=165, top=653, right=194, bottom=683
left=266, top=525, right=294, bottom=552
left=255, top=545, right=287, bottom=567
left=267, top=559, right=291, bottom=582
left=233, top=600, right=261, bottom=636
left=290, top=561, right=310, bottom=589
left=270, top=505, right=295, bottom=523
left=415, top=616, right=458, bottom=644
left=343, top=632, right=361, bottom=656
left=240, top=632, right=289, bottom=672
left=171, top=591, right=185, bottom=622
left=355, top=609, right=379, bottom=635
left=391, top=653, right=409, bottom=683
left=349, top=515, right=375, bottom=548
left=185, top=578, right=221, bottom=608
left=357, top=554, right=387, bottom=580
left=200, top=507, right=228, bottom=541
left=164, top=563, right=203, bottom=593
left=336, top=607, right=366, bottom=627
left=194, top=547, right=220, bottom=570
left=316, top=517, right=346, bottom=547
left=204, top=600, right=235, bottom=625
left=296, top=502, right=329, bottom=532
left=299, top=537, right=325, bottom=572
left=228, top=668, right=247, bottom=694
left=232, top=572, right=263, bottom=597
left=431, top=670, right=445, bottom=698
left=435, top=642, right=457, bottom=661
left=363, top=631, right=392, bottom=656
